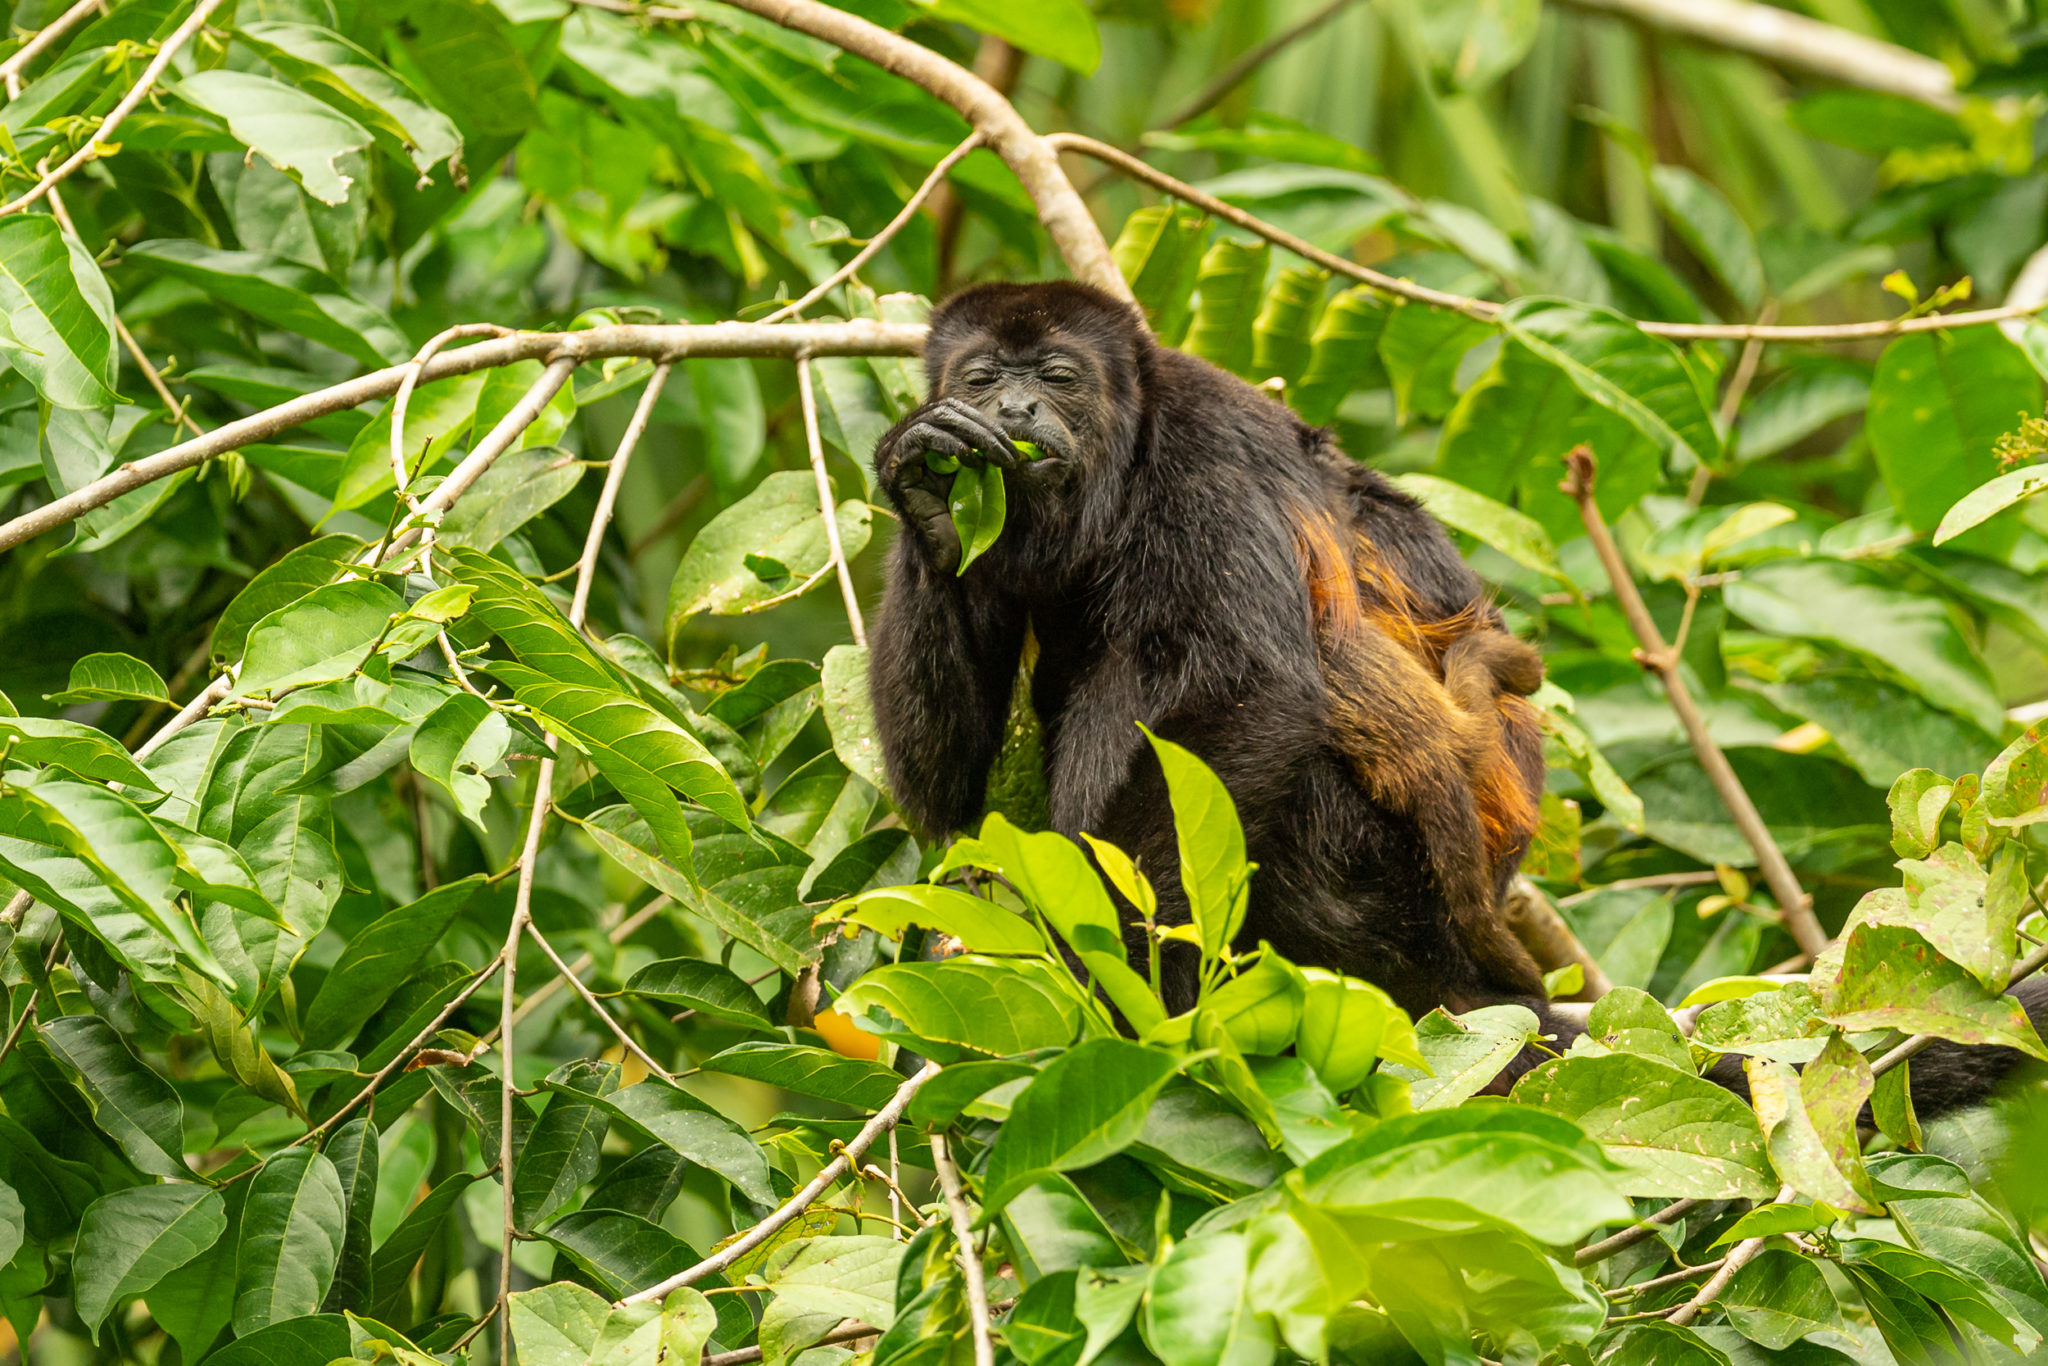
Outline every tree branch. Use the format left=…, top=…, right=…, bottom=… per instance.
left=715, top=0, right=1128, bottom=298
left=0, top=0, right=107, bottom=85
left=1562, top=447, right=1828, bottom=958
left=1576, top=1198, right=1699, bottom=1265
left=571, top=362, right=670, bottom=623
left=931, top=1131, right=995, bottom=1366
left=796, top=356, right=867, bottom=646
left=1552, top=0, right=1959, bottom=111
left=1159, top=0, right=1360, bottom=130
left=0, top=0, right=226, bottom=217
left=1501, top=878, right=1615, bottom=1000
left=496, top=749, right=554, bottom=1349
left=618, top=1060, right=940, bottom=1305
left=0, top=319, right=921, bottom=557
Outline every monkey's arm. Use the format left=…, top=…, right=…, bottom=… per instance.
left=869, top=525, right=1027, bottom=838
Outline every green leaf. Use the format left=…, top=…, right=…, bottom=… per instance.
left=1141, top=1232, right=1275, bottom=1366
left=698, top=1042, right=904, bottom=1109
left=1820, top=923, right=2048, bottom=1057
left=623, top=958, right=773, bottom=1027
left=1184, top=238, right=1271, bottom=377
left=1789, top=89, right=1967, bottom=155
left=586, top=1081, right=775, bottom=1206
left=1141, top=727, right=1249, bottom=972
left=1391, top=472, right=1569, bottom=582
left=320, top=1116, right=377, bottom=1315
left=758, top=1235, right=901, bottom=1354
left=1888, top=768, right=1956, bottom=859
left=1495, top=297, right=1720, bottom=470
left=518, top=1060, right=621, bottom=1232
left=201, top=1316, right=350, bottom=1366
left=915, top=0, right=1100, bottom=73
left=1983, top=722, right=2048, bottom=828
left=1649, top=165, right=1764, bottom=312
left=820, top=644, right=889, bottom=793
left=1292, top=285, right=1390, bottom=424
left=1744, top=1034, right=1879, bottom=1213
left=0, top=215, right=118, bottom=411
left=982, top=1039, right=1180, bottom=1215
left=39, top=1015, right=187, bottom=1179
left=1512, top=1051, right=1777, bottom=1200
left=1691, top=982, right=1833, bottom=1063
left=236, top=580, right=405, bottom=698
left=407, top=693, right=510, bottom=832
left=1839, top=1239, right=2037, bottom=1353
left=1383, top=1004, right=1537, bottom=1109
left=508, top=1281, right=665, bottom=1366
left=1724, top=558, right=2006, bottom=735
left=1296, top=968, right=1424, bottom=1093
left=947, top=459, right=1007, bottom=575
left=491, top=661, right=748, bottom=856
left=331, top=372, right=484, bottom=511
left=832, top=957, right=1083, bottom=1061
left=0, top=715, right=160, bottom=790
left=440, top=445, right=586, bottom=553
left=232, top=1146, right=347, bottom=1335
left=1250, top=266, right=1328, bottom=386
left=1868, top=327, right=2040, bottom=550
left=234, top=22, right=462, bottom=176
left=174, top=70, right=374, bottom=206
left=301, top=876, right=478, bottom=1050
left=1379, top=302, right=1493, bottom=424
left=127, top=240, right=407, bottom=368
left=72, top=1185, right=227, bottom=1340
left=667, top=470, right=872, bottom=627
left=368, top=1171, right=478, bottom=1324
left=1871, top=1151, right=2048, bottom=1343
left=1936, top=460, right=2048, bottom=544
left=819, top=884, right=1046, bottom=955
left=213, top=537, right=363, bottom=664
left=45, top=652, right=171, bottom=705
left=1412, top=0, right=1540, bottom=92
left=1732, top=363, right=1870, bottom=463
left=1204, top=952, right=1305, bottom=1056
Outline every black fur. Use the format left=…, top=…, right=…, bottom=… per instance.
left=867, top=281, right=2044, bottom=1116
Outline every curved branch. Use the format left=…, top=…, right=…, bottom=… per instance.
left=0, top=319, right=922, bottom=555
left=1553, top=0, right=1958, bottom=112
left=0, top=0, right=107, bottom=85
left=1051, top=133, right=2048, bottom=344
left=716, top=0, right=1128, bottom=299
left=0, top=0, right=225, bottom=217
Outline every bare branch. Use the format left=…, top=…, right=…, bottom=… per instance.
left=1666, top=1183, right=1793, bottom=1326
left=931, top=1131, right=995, bottom=1366
left=1557, top=871, right=1720, bottom=907
left=495, top=898, right=670, bottom=1040
left=0, top=987, right=37, bottom=1070
left=522, top=917, right=677, bottom=1083
left=0, top=0, right=226, bottom=217
left=392, top=324, right=515, bottom=503
left=1576, top=1198, right=1699, bottom=1265
left=571, top=362, right=671, bottom=624
left=0, top=319, right=921, bottom=556
left=796, top=356, right=869, bottom=646
left=716, top=0, right=1128, bottom=298
left=0, top=0, right=107, bottom=85
left=1561, top=447, right=1827, bottom=959
left=766, top=135, right=983, bottom=324
left=497, top=751, right=555, bottom=1342
left=619, top=1060, right=941, bottom=1305
left=1553, top=0, right=1958, bottom=111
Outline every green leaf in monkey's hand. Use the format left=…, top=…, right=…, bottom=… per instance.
left=949, top=461, right=1007, bottom=576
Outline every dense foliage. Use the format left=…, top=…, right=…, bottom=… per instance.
left=3, top=0, right=2048, bottom=1363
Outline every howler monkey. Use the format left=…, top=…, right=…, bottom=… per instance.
left=868, top=280, right=2044, bottom=1110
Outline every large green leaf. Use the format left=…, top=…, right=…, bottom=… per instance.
left=584, top=1082, right=775, bottom=1205
left=1512, top=1052, right=1777, bottom=1199
left=0, top=215, right=118, bottom=410
left=174, top=70, right=374, bottom=206
left=39, top=1016, right=187, bottom=1179
left=667, top=470, right=872, bottom=628
left=1819, top=924, right=2048, bottom=1057
left=832, top=957, right=1083, bottom=1061
left=235, top=22, right=463, bottom=176
left=126, top=239, right=406, bottom=367
left=916, top=0, right=1100, bottom=73
left=1142, top=1232, right=1276, bottom=1366
left=698, top=1042, right=903, bottom=1109
left=44, top=651, right=171, bottom=706
left=624, top=959, right=774, bottom=1028
left=408, top=693, right=511, bottom=831
left=0, top=715, right=159, bottom=790
left=982, top=1039, right=1180, bottom=1214
left=300, top=876, right=478, bottom=1049
left=508, top=1281, right=665, bottom=1366
left=1142, top=728, right=1249, bottom=972
left=232, top=1146, right=347, bottom=1335
left=72, top=1185, right=227, bottom=1339
left=518, top=1061, right=621, bottom=1232
left=1184, top=238, right=1270, bottom=376
left=235, top=580, right=404, bottom=698
left=1868, top=327, right=2039, bottom=550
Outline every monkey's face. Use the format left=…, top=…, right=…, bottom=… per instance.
left=940, top=340, right=1107, bottom=476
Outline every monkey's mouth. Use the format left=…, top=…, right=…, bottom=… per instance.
left=1003, top=426, right=1070, bottom=465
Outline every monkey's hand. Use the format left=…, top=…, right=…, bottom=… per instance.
left=874, top=398, right=1022, bottom=574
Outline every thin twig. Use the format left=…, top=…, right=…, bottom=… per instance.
left=497, top=751, right=555, bottom=1346
left=1576, top=1199, right=1699, bottom=1266
left=1605, top=1257, right=1726, bottom=1300
left=931, top=1131, right=995, bottom=1366
left=289, top=952, right=505, bottom=1149
left=703, top=1321, right=878, bottom=1366
left=571, top=362, right=671, bottom=624
left=0, top=0, right=225, bottom=217
left=619, top=1061, right=941, bottom=1305
left=391, top=324, right=514, bottom=504
left=491, top=898, right=670, bottom=1041
left=1157, top=0, right=1360, bottom=129
left=1561, top=447, right=1826, bottom=958
left=522, top=917, right=676, bottom=1083
left=765, top=135, right=983, bottom=324
left=1689, top=302, right=1778, bottom=505
left=1556, top=871, right=1721, bottom=908
left=0, top=988, right=38, bottom=1070
left=0, top=0, right=106, bottom=84
left=1666, top=1184, right=1792, bottom=1326
left=0, top=319, right=921, bottom=556
left=795, top=355, right=868, bottom=646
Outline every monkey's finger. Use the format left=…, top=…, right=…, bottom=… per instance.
left=891, top=422, right=974, bottom=473
left=928, top=401, right=1021, bottom=469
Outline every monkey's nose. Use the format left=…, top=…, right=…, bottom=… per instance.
left=996, top=396, right=1041, bottom=424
